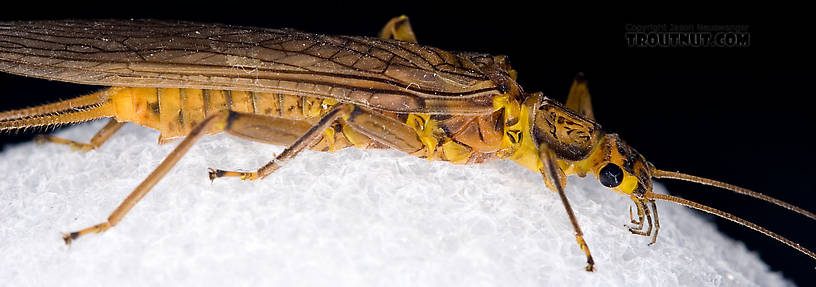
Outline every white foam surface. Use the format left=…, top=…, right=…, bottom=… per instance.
left=0, top=121, right=792, bottom=286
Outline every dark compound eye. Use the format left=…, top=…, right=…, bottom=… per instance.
left=599, top=163, right=624, bottom=188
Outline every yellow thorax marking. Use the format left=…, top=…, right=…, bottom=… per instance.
left=441, top=140, right=472, bottom=164
left=315, top=98, right=340, bottom=152
left=405, top=113, right=439, bottom=159
left=493, top=94, right=541, bottom=172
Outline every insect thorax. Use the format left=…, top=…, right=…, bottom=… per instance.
left=533, top=98, right=602, bottom=162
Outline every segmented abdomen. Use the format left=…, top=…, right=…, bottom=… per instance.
left=109, top=87, right=512, bottom=163
left=111, top=87, right=338, bottom=143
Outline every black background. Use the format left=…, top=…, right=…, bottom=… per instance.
left=1, top=3, right=813, bottom=286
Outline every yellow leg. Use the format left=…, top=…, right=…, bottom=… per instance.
left=627, top=199, right=653, bottom=237
left=379, top=15, right=417, bottom=43
left=63, top=111, right=230, bottom=244
left=564, top=73, right=595, bottom=121
left=627, top=201, right=645, bottom=230
left=210, top=105, right=425, bottom=181
left=35, top=118, right=124, bottom=152
left=64, top=107, right=416, bottom=243
left=209, top=104, right=355, bottom=181
left=647, top=200, right=660, bottom=245
left=540, top=146, right=595, bottom=272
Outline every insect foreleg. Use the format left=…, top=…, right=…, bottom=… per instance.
left=540, top=146, right=595, bottom=272
left=63, top=111, right=231, bottom=244
left=378, top=15, right=417, bottom=43
left=35, top=119, right=125, bottom=152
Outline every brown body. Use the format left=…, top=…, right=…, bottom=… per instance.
left=104, top=86, right=509, bottom=164
left=0, top=19, right=522, bottom=165
left=1, top=17, right=813, bottom=271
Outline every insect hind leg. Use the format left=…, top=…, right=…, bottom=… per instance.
left=35, top=119, right=124, bottom=152
left=63, top=111, right=231, bottom=244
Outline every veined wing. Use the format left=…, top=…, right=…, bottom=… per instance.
left=0, top=19, right=505, bottom=114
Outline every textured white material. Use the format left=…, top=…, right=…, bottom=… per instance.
left=0, top=121, right=791, bottom=286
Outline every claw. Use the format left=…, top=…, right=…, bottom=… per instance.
left=207, top=168, right=259, bottom=181
left=34, top=135, right=48, bottom=145
left=62, top=232, right=78, bottom=245
left=585, top=264, right=595, bottom=272
left=629, top=206, right=639, bottom=224
left=628, top=227, right=649, bottom=236
left=626, top=224, right=642, bottom=232
left=207, top=168, right=220, bottom=182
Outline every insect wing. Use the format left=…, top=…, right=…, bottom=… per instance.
left=0, top=19, right=502, bottom=114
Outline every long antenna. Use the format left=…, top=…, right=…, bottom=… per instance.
left=647, top=192, right=816, bottom=260
left=652, top=169, right=816, bottom=220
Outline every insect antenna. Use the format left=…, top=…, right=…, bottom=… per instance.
left=646, top=192, right=816, bottom=260
left=652, top=169, right=816, bottom=220
left=0, top=90, right=114, bottom=132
